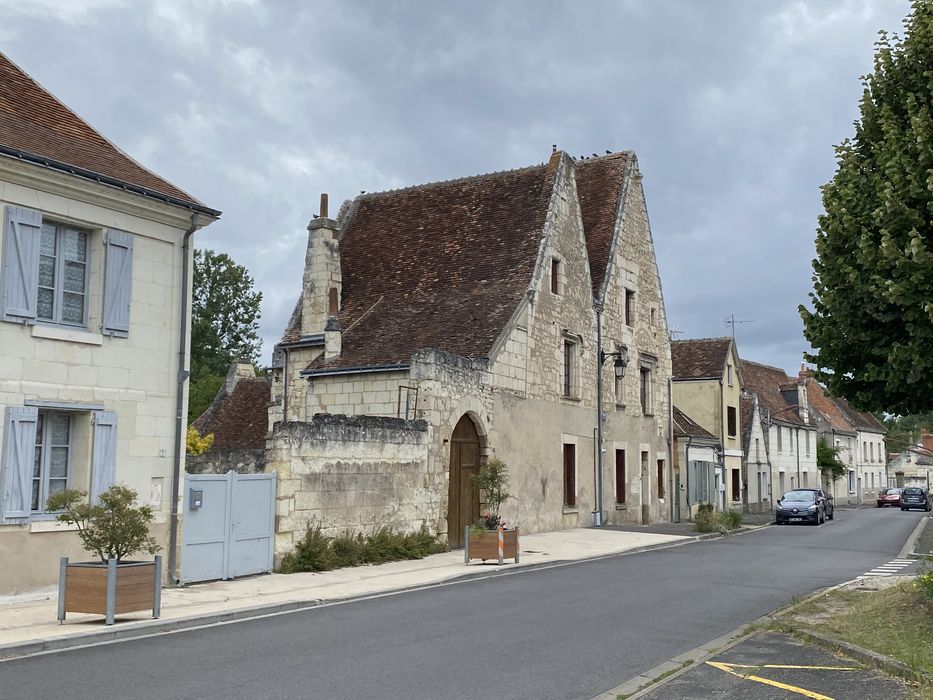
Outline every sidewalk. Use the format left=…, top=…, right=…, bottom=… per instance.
left=0, top=524, right=765, bottom=660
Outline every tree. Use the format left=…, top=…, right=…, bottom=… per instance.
left=189, top=249, right=262, bottom=422
left=816, top=436, right=846, bottom=483
left=800, top=0, right=933, bottom=415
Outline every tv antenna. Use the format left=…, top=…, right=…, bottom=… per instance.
left=669, top=328, right=684, bottom=341
left=724, top=314, right=754, bottom=339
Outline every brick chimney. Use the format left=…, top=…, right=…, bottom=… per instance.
left=301, top=193, right=342, bottom=339
left=796, top=380, right=809, bottom=424
left=922, top=433, right=933, bottom=452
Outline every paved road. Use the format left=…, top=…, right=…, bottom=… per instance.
left=1, top=509, right=923, bottom=700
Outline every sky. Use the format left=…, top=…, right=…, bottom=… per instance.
left=0, top=0, right=912, bottom=374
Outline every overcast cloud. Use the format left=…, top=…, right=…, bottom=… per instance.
left=0, top=0, right=910, bottom=374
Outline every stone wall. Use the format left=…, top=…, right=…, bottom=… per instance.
left=266, top=414, right=432, bottom=561
left=185, top=449, right=265, bottom=475
left=304, top=370, right=412, bottom=418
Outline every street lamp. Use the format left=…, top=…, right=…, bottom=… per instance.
left=594, top=346, right=628, bottom=527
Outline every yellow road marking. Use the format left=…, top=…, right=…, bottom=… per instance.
left=706, top=661, right=838, bottom=700
left=717, top=663, right=858, bottom=671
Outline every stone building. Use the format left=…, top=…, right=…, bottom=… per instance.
left=0, top=52, right=219, bottom=592
left=268, top=149, right=672, bottom=557
left=888, top=434, right=933, bottom=489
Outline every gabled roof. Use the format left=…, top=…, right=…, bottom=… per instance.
left=799, top=374, right=856, bottom=435
left=282, top=149, right=639, bottom=371
left=673, top=406, right=718, bottom=440
left=832, top=396, right=886, bottom=434
left=671, top=337, right=734, bottom=380
left=192, top=372, right=271, bottom=450
left=740, top=360, right=810, bottom=426
left=0, top=51, right=217, bottom=215
left=575, top=152, right=629, bottom=295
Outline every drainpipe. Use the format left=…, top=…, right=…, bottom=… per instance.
left=667, top=376, right=674, bottom=523
left=168, top=213, right=199, bottom=585
left=684, top=435, right=693, bottom=521
left=594, top=305, right=605, bottom=527
left=795, top=426, right=801, bottom=488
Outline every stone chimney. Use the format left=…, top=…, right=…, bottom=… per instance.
left=225, top=359, right=255, bottom=394
left=324, top=317, right=341, bottom=360
left=301, top=193, right=342, bottom=338
left=922, top=433, right=933, bottom=452
left=796, top=380, right=809, bottom=424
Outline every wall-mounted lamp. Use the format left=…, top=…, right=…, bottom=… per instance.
left=599, top=347, right=629, bottom=380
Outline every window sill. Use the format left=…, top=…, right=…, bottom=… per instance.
left=561, top=395, right=581, bottom=403
left=30, top=520, right=78, bottom=533
left=615, top=504, right=627, bottom=510
left=31, top=324, right=103, bottom=346
left=562, top=507, right=579, bottom=514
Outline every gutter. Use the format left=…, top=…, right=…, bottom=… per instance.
left=0, top=146, right=221, bottom=218
left=167, top=213, right=199, bottom=585
left=301, top=362, right=410, bottom=378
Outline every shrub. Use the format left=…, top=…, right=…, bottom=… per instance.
left=917, top=558, right=933, bottom=601
left=185, top=426, right=214, bottom=455
left=46, top=485, right=160, bottom=564
left=720, top=509, right=743, bottom=529
left=278, top=524, right=446, bottom=574
left=694, top=504, right=717, bottom=533
left=471, top=458, right=512, bottom=528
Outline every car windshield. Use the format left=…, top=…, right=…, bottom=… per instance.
left=903, top=488, right=923, bottom=495
left=883, top=489, right=901, bottom=495
left=781, top=491, right=815, bottom=502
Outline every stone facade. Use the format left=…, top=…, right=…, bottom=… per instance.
left=268, top=150, right=672, bottom=556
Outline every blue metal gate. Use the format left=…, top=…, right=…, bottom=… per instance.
left=181, top=471, right=276, bottom=583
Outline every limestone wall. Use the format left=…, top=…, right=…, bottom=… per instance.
left=185, top=449, right=265, bottom=475
left=266, top=414, right=433, bottom=560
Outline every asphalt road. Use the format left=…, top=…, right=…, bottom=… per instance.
left=1, top=508, right=923, bottom=700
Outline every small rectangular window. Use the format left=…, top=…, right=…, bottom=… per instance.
left=656, top=460, right=665, bottom=500
left=777, top=427, right=783, bottom=453
left=624, top=289, right=635, bottom=327
left=563, top=443, right=576, bottom=508
left=727, top=406, right=737, bottom=437
left=615, top=449, right=626, bottom=503
left=727, top=365, right=733, bottom=385
left=755, top=437, right=760, bottom=461
left=731, top=469, right=740, bottom=502
left=38, top=222, right=89, bottom=326
left=639, top=366, right=651, bottom=414
left=550, top=258, right=560, bottom=295
left=32, top=411, right=72, bottom=512
left=562, top=338, right=578, bottom=398
left=805, top=431, right=811, bottom=456
left=869, top=442, right=874, bottom=462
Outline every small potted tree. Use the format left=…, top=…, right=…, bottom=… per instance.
left=464, top=458, right=520, bottom=565
left=48, top=485, right=162, bottom=625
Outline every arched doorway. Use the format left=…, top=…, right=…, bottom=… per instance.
left=448, top=414, right=482, bottom=548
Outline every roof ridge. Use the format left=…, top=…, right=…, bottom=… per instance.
left=673, top=336, right=732, bottom=344
left=742, top=359, right=788, bottom=373
left=356, top=160, right=550, bottom=201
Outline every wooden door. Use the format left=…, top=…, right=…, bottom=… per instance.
left=448, top=415, right=481, bottom=548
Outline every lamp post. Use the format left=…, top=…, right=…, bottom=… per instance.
left=594, top=332, right=628, bottom=527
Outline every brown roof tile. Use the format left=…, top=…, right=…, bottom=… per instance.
left=741, top=360, right=807, bottom=426
left=192, top=377, right=271, bottom=449
left=800, top=377, right=856, bottom=434
left=305, top=159, right=557, bottom=370
left=575, top=152, right=629, bottom=295
left=832, top=396, right=885, bottom=433
left=0, top=51, right=212, bottom=211
left=671, top=337, right=733, bottom=380
left=673, top=406, right=717, bottom=440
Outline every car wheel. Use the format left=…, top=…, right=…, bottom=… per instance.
left=828, top=509, right=834, bottom=521
left=901, top=507, right=907, bottom=511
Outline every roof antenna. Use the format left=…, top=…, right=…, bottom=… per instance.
left=724, top=313, right=754, bottom=339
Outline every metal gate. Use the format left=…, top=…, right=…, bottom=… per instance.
left=181, top=471, right=276, bottom=584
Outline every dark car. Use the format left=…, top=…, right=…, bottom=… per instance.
left=776, top=489, right=826, bottom=525
left=900, top=487, right=931, bottom=512
left=796, top=488, right=834, bottom=520
left=877, top=488, right=903, bottom=508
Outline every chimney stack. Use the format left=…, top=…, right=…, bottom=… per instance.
left=301, top=193, right=342, bottom=343
left=922, top=434, right=933, bottom=452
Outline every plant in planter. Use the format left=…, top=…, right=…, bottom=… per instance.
left=47, top=485, right=162, bottom=625
left=464, top=458, right=520, bottom=565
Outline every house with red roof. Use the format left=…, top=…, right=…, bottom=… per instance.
left=0, top=52, right=219, bottom=593
left=267, top=148, right=672, bottom=554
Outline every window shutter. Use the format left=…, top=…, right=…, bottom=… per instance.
left=90, top=411, right=118, bottom=503
left=1, top=406, right=39, bottom=519
left=1, top=207, right=41, bottom=324
left=102, top=229, right=134, bottom=337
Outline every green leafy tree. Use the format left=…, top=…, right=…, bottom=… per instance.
left=46, top=485, right=160, bottom=563
left=882, top=412, right=933, bottom=453
left=801, top=0, right=933, bottom=414
left=817, top=436, right=846, bottom=482
left=189, top=249, right=262, bottom=422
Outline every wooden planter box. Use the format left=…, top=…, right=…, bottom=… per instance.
left=464, top=527, right=520, bottom=565
left=57, top=556, right=162, bottom=625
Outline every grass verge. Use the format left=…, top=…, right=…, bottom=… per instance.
left=616, top=660, right=692, bottom=699
left=773, top=579, right=933, bottom=679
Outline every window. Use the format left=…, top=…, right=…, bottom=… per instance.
left=32, top=412, right=71, bottom=511
left=805, top=431, right=810, bottom=457
left=727, top=406, right=737, bottom=437
left=38, top=222, right=89, bottom=326
left=641, top=451, right=649, bottom=498
left=1, top=207, right=135, bottom=335
left=731, top=469, right=740, bottom=502
left=869, top=442, right=874, bottom=463
left=848, top=470, right=856, bottom=493
left=650, top=308, right=656, bottom=326
left=871, top=472, right=875, bottom=488
left=727, top=364, right=733, bottom=386
left=803, top=472, right=808, bottom=487
left=615, top=449, right=626, bottom=503
left=562, top=338, right=578, bottom=398
left=777, top=426, right=783, bottom=453
left=639, top=366, right=651, bottom=414
left=624, top=289, right=635, bottom=327
left=779, top=471, right=785, bottom=494
left=563, top=443, right=576, bottom=508
left=657, top=460, right=665, bottom=499
left=550, top=258, right=560, bottom=295
left=1, top=406, right=117, bottom=521
left=755, top=438, right=760, bottom=461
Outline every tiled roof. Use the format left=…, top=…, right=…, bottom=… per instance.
left=671, top=338, right=732, bottom=380
left=799, top=376, right=856, bottom=434
left=0, top=51, right=213, bottom=212
left=740, top=360, right=808, bottom=426
left=192, top=376, right=271, bottom=450
left=575, top=152, right=629, bottom=295
left=673, top=406, right=717, bottom=440
left=832, top=396, right=886, bottom=434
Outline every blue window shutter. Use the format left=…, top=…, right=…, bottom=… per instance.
left=1, top=406, right=39, bottom=519
left=1, top=207, right=41, bottom=324
left=90, top=411, right=118, bottom=503
left=102, top=229, right=133, bottom=337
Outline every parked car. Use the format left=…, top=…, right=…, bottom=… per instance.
left=877, top=488, right=903, bottom=508
left=900, top=487, right=931, bottom=512
left=796, top=488, right=834, bottom=520
left=775, top=490, right=826, bottom=525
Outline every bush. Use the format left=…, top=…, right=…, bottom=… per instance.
left=692, top=505, right=743, bottom=533
left=278, top=524, right=447, bottom=574
left=720, top=509, right=743, bottom=529
left=917, top=558, right=933, bottom=602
